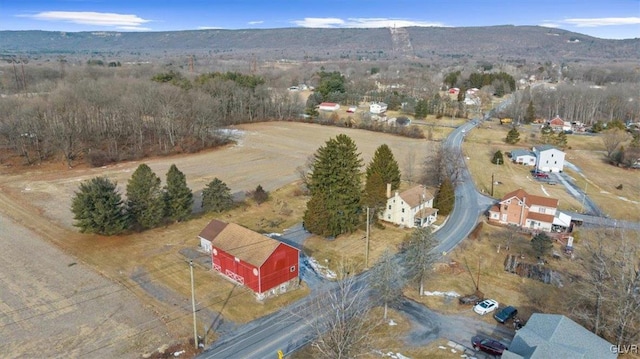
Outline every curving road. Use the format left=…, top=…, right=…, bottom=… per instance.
left=199, top=119, right=495, bottom=358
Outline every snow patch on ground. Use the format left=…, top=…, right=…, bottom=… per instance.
left=375, top=351, right=411, bottom=359
left=388, top=319, right=397, bottom=326
left=600, top=190, right=610, bottom=194
left=306, top=257, right=337, bottom=279
left=540, top=185, right=550, bottom=196
left=424, top=290, right=460, bottom=297
left=618, top=196, right=639, bottom=204
left=264, top=233, right=282, bottom=238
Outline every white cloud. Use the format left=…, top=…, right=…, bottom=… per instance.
left=20, top=11, right=151, bottom=29
left=117, top=26, right=152, bottom=31
left=562, top=17, right=640, bottom=27
left=539, top=22, right=561, bottom=28
left=292, top=17, right=345, bottom=28
left=198, top=26, right=224, bottom=30
left=248, top=20, right=264, bottom=25
left=292, top=17, right=444, bottom=28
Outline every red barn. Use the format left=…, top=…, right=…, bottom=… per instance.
left=198, top=219, right=299, bottom=299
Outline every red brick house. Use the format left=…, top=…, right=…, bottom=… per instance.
left=198, top=219, right=299, bottom=299
left=488, top=189, right=571, bottom=232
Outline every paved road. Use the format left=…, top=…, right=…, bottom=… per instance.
left=199, top=120, right=493, bottom=358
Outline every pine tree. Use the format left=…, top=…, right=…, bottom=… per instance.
left=164, top=164, right=193, bottom=222
left=541, top=124, right=554, bottom=144
left=505, top=127, right=520, bottom=144
left=531, top=232, right=553, bottom=258
left=71, top=176, right=129, bottom=235
left=201, top=178, right=234, bottom=212
left=304, top=134, right=363, bottom=237
left=524, top=100, right=535, bottom=123
left=126, top=164, right=165, bottom=230
left=253, top=184, right=269, bottom=204
left=491, top=150, right=504, bottom=165
left=555, top=131, right=568, bottom=149
left=362, top=171, right=387, bottom=209
left=366, top=144, right=401, bottom=191
left=434, top=178, right=455, bottom=216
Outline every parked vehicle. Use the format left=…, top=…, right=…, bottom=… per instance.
left=494, top=305, right=518, bottom=323
left=459, top=293, right=483, bottom=305
left=473, top=299, right=499, bottom=315
left=472, top=335, right=508, bottom=356
left=534, top=172, right=550, bottom=179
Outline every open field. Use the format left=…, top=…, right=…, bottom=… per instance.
left=463, top=123, right=640, bottom=221
left=0, top=122, right=434, bottom=356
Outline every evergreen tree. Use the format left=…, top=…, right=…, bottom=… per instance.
left=164, top=164, right=193, bottom=222
left=253, top=184, right=269, bottom=204
left=531, top=232, right=553, bottom=258
left=555, top=131, right=568, bottom=149
left=362, top=171, right=387, bottom=209
left=491, top=150, right=504, bottom=165
left=505, top=127, right=521, bottom=144
left=540, top=124, right=554, bottom=144
left=126, top=164, right=165, bottom=230
left=304, top=134, right=363, bottom=237
left=434, top=178, right=455, bottom=216
left=414, top=99, right=429, bottom=119
left=71, top=176, right=129, bottom=235
left=524, top=100, right=535, bottom=123
left=201, top=178, right=234, bottom=212
left=366, top=144, right=401, bottom=191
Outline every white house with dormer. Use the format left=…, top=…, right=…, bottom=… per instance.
left=533, top=145, right=565, bottom=172
left=380, top=185, right=438, bottom=228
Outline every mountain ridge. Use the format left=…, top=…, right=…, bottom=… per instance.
left=1, top=26, right=638, bottom=63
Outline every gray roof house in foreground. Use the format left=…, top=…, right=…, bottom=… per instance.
left=503, top=314, right=615, bottom=359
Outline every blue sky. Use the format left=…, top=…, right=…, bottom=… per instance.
left=1, top=0, right=639, bottom=39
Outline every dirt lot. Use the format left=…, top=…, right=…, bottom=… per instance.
left=0, top=121, right=433, bottom=357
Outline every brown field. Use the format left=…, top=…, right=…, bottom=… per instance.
left=0, top=121, right=434, bottom=356
left=463, top=124, right=640, bottom=221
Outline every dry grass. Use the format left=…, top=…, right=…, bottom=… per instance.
left=303, top=223, right=409, bottom=274
left=463, top=124, right=640, bottom=220
left=405, top=223, right=569, bottom=325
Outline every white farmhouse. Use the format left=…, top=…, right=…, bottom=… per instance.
left=369, top=102, right=388, bottom=114
left=380, top=185, right=438, bottom=228
left=510, top=149, right=536, bottom=166
left=533, top=145, right=565, bottom=172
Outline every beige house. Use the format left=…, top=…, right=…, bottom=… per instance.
left=380, top=185, right=438, bottom=228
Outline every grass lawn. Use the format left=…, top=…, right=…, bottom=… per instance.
left=463, top=124, right=640, bottom=221
left=405, top=223, right=571, bottom=325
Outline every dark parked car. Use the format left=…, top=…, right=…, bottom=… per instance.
left=458, top=293, right=483, bottom=305
left=494, top=305, right=518, bottom=323
left=472, top=335, right=508, bottom=356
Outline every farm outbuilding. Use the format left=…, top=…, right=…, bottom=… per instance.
left=198, top=219, right=300, bottom=299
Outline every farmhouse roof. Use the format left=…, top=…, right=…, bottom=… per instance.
left=549, top=117, right=565, bottom=126
left=501, top=189, right=559, bottom=209
left=199, top=219, right=289, bottom=267
left=319, top=102, right=338, bottom=107
left=510, top=149, right=535, bottom=158
left=503, top=313, right=615, bottom=359
left=399, top=185, right=434, bottom=208
left=533, top=145, right=560, bottom=153
left=527, top=211, right=555, bottom=224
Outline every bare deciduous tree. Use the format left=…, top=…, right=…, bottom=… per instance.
left=403, top=227, right=440, bottom=295
left=601, top=128, right=631, bottom=158
left=309, top=267, right=380, bottom=358
left=368, top=250, right=405, bottom=319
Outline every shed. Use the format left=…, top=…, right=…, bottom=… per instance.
left=198, top=219, right=300, bottom=298
left=318, top=102, right=340, bottom=111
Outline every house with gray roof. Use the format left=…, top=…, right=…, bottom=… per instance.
left=510, top=149, right=536, bottom=166
left=533, top=145, right=565, bottom=173
left=502, top=313, right=615, bottom=359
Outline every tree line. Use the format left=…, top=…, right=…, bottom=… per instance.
left=0, top=67, right=302, bottom=167
left=71, top=163, right=268, bottom=235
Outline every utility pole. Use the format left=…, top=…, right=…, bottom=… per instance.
left=189, top=260, right=198, bottom=349
left=365, top=207, right=370, bottom=268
